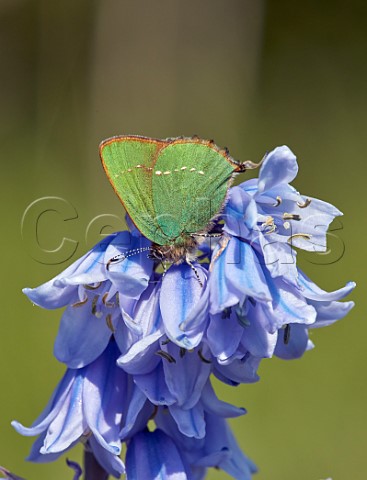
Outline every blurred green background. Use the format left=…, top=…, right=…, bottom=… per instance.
left=1, top=1, right=365, bottom=479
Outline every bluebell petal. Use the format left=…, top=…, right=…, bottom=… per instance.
left=12, top=369, right=75, bottom=436
left=105, top=232, right=153, bottom=298
left=259, top=236, right=298, bottom=283
left=257, top=146, right=298, bottom=194
left=198, top=415, right=257, bottom=479
left=54, top=300, right=112, bottom=369
left=240, top=178, right=258, bottom=195
left=201, top=381, right=246, bottom=418
left=89, top=436, right=125, bottom=478
left=178, top=287, right=209, bottom=348
left=134, top=362, right=176, bottom=406
left=207, top=311, right=243, bottom=363
left=209, top=243, right=240, bottom=314
left=274, top=324, right=308, bottom=359
left=41, top=373, right=85, bottom=453
left=22, top=235, right=116, bottom=309
left=265, top=274, right=317, bottom=331
left=310, top=300, right=355, bottom=327
left=214, top=355, right=260, bottom=384
left=162, top=343, right=211, bottom=409
left=117, top=330, right=162, bottom=375
left=82, top=343, right=126, bottom=454
left=241, top=302, right=278, bottom=358
left=223, top=187, right=256, bottom=238
left=256, top=187, right=342, bottom=252
left=298, top=271, right=356, bottom=301
left=26, top=432, right=70, bottom=462
left=126, top=429, right=189, bottom=480
left=169, top=403, right=206, bottom=439
left=135, top=282, right=162, bottom=334
left=119, top=388, right=151, bottom=439
left=160, top=264, right=208, bottom=348
left=211, top=238, right=271, bottom=315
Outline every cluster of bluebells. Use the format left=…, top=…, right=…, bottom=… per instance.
left=12, top=146, right=354, bottom=479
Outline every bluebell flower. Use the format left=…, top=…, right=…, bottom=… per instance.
left=154, top=411, right=256, bottom=480
left=124, top=405, right=255, bottom=479
left=125, top=426, right=251, bottom=480
left=126, top=429, right=190, bottom=479
left=202, top=145, right=355, bottom=364
left=12, top=341, right=126, bottom=477
left=23, top=231, right=153, bottom=368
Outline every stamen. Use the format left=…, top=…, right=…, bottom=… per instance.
left=161, top=337, right=171, bottom=345
left=149, top=405, right=159, bottom=420
left=287, top=233, right=312, bottom=244
left=80, top=429, right=92, bottom=443
left=297, top=198, right=312, bottom=208
left=283, top=324, right=291, bottom=345
left=72, top=295, right=88, bottom=308
left=262, top=216, right=276, bottom=234
left=273, top=196, right=282, bottom=207
left=221, top=307, right=232, bottom=319
left=91, top=295, right=103, bottom=318
left=283, top=221, right=291, bottom=230
left=105, top=314, right=115, bottom=332
left=179, top=347, right=186, bottom=358
left=155, top=350, right=176, bottom=363
left=198, top=348, right=212, bottom=364
left=283, top=213, right=301, bottom=221
left=84, top=282, right=102, bottom=290
left=102, top=292, right=115, bottom=308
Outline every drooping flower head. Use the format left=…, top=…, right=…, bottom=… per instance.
left=15, top=143, right=355, bottom=479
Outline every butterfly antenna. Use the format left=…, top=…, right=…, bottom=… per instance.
left=106, top=246, right=152, bottom=270
left=186, top=259, right=203, bottom=288
left=190, top=232, right=223, bottom=238
left=233, top=152, right=267, bottom=172
left=161, top=261, right=167, bottom=277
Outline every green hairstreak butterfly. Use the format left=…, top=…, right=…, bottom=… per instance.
left=100, top=135, right=258, bottom=265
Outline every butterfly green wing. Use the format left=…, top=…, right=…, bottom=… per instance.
left=152, top=139, right=237, bottom=244
left=100, top=135, right=170, bottom=244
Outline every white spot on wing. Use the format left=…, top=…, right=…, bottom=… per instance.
left=155, top=170, right=162, bottom=176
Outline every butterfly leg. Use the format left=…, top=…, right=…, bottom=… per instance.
left=186, top=259, right=203, bottom=288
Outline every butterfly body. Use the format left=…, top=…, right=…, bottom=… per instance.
left=100, top=135, right=250, bottom=264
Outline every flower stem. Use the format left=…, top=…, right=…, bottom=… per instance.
left=84, top=448, right=109, bottom=480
